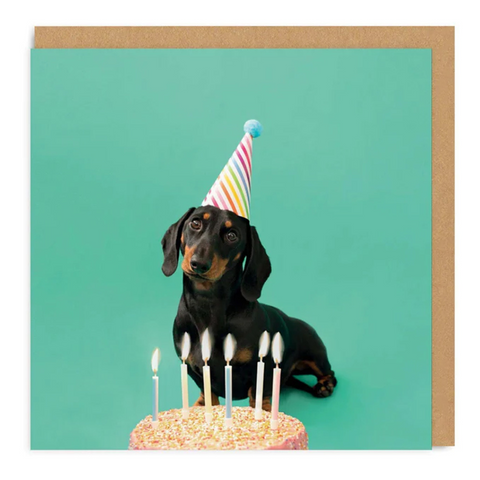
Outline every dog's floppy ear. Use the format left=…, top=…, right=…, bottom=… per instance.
left=161, top=208, right=195, bottom=277
left=241, top=225, right=272, bottom=302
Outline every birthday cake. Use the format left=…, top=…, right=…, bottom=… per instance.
left=129, top=406, right=308, bottom=450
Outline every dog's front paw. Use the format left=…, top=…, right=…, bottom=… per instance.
left=193, top=393, right=205, bottom=407
left=313, top=374, right=337, bottom=398
left=262, top=397, right=271, bottom=412
left=193, top=391, right=220, bottom=407
left=248, top=387, right=271, bottom=411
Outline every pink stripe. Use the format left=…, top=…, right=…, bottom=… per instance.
left=213, top=186, right=229, bottom=210
left=243, top=136, right=252, bottom=160
left=239, top=143, right=252, bottom=174
left=235, top=149, right=251, bottom=185
left=240, top=141, right=252, bottom=171
left=244, top=134, right=252, bottom=156
left=210, top=194, right=221, bottom=209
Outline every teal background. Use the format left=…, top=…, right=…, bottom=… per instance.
left=31, top=49, right=432, bottom=450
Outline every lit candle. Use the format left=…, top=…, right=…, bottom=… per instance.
left=254, top=331, right=271, bottom=420
left=180, top=333, right=191, bottom=419
left=223, top=333, right=237, bottom=428
left=270, top=333, right=284, bottom=430
left=201, top=329, right=213, bottom=423
left=151, top=348, right=161, bottom=427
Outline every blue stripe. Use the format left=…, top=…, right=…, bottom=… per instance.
left=232, top=155, right=251, bottom=204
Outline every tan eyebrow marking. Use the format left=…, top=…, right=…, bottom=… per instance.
left=225, top=221, right=232, bottom=228
left=203, top=213, right=210, bottom=220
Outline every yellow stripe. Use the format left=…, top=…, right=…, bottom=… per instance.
left=224, top=173, right=246, bottom=218
left=228, top=165, right=249, bottom=219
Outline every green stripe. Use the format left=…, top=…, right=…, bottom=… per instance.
left=228, top=164, right=250, bottom=218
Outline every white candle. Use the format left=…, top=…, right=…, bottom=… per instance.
left=181, top=333, right=191, bottom=419
left=223, top=334, right=237, bottom=428
left=151, top=348, right=161, bottom=427
left=270, top=333, right=284, bottom=430
left=201, top=329, right=213, bottom=423
left=254, top=331, right=271, bottom=420
left=203, top=365, right=212, bottom=422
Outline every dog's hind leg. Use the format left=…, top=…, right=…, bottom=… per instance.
left=289, top=359, right=337, bottom=398
left=310, top=362, right=337, bottom=398
left=288, top=318, right=338, bottom=398
left=285, top=375, right=314, bottom=394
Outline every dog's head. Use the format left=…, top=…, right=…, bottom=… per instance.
left=161, top=206, right=271, bottom=301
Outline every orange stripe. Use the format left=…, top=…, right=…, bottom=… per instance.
left=220, top=180, right=239, bottom=216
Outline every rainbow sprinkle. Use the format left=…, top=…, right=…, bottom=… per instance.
left=129, top=406, right=308, bottom=450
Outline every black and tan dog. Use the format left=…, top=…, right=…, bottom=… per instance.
left=161, top=205, right=337, bottom=410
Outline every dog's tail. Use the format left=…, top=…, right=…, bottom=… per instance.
left=285, top=376, right=314, bottom=394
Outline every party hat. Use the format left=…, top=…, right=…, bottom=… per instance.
left=201, top=120, right=263, bottom=220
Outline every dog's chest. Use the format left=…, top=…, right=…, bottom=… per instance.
left=188, top=336, right=254, bottom=385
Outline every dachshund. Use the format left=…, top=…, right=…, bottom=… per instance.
left=161, top=205, right=337, bottom=410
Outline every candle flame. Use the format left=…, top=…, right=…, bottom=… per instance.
left=201, top=329, right=211, bottom=362
left=272, top=333, right=284, bottom=364
left=151, top=348, right=160, bottom=374
left=181, top=332, right=191, bottom=361
left=258, top=331, right=270, bottom=358
left=223, top=333, right=236, bottom=362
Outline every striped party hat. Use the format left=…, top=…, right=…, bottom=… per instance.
left=201, top=120, right=262, bottom=220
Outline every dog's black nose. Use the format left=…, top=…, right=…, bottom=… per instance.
left=190, top=256, right=211, bottom=275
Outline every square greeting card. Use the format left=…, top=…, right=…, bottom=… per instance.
left=31, top=47, right=432, bottom=449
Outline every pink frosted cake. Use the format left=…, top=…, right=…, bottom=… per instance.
left=129, top=406, right=308, bottom=450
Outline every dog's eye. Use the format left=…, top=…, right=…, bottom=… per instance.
left=226, top=231, right=238, bottom=243
left=190, top=219, right=202, bottom=231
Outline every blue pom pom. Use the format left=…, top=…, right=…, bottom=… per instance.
left=244, top=119, right=263, bottom=138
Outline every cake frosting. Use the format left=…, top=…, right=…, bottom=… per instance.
left=129, top=406, right=308, bottom=450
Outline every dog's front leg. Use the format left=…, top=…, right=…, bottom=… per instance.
left=247, top=386, right=271, bottom=412
left=193, top=391, right=220, bottom=407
